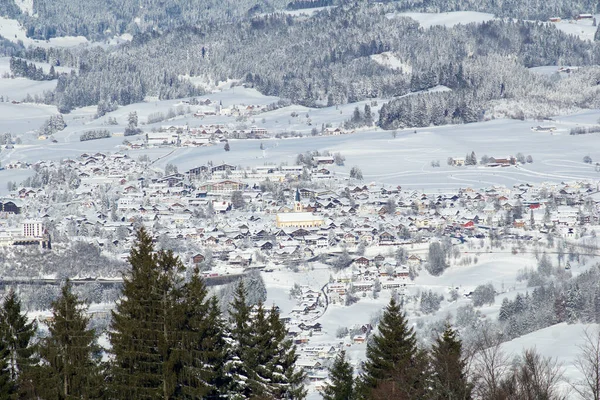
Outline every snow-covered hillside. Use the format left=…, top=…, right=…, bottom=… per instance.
left=1, top=85, right=600, bottom=195
left=0, top=16, right=88, bottom=48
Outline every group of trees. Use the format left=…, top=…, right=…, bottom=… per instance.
left=112, top=229, right=305, bottom=398
left=79, top=129, right=111, bottom=141
left=0, top=229, right=306, bottom=398
left=326, top=296, right=600, bottom=400
left=496, top=261, right=600, bottom=340
left=324, top=298, right=472, bottom=399
left=426, top=242, right=449, bottom=276
left=344, top=104, right=374, bottom=129
left=9, top=57, right=57, bottom=81
left=17, top=1, right=600, bottom=117
left=349, top=166, right=363, bottom=181
left=571, top=125, right=600, bottom=135
left=124, top=111, right=142, bottom=136
left=38, top=114, right=66, bottom=137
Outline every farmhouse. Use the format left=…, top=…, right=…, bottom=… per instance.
left=451, top=158, right=465, bottom=167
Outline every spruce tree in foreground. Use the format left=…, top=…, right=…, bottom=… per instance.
left=430, top=323, right=472, bottom=400
left=321, top=350, right=354, bottom=400
left=358, top=297, right=429, bottom=399
left=0, top=334, right=13, bottom=398
left=37, top=280, right=103, bottom=399
left=227, top=281, right=255, bottom=399
left=109, top=228, right=185, bottom=398
left=267, top=305, right=306, bottom=399
left=228, top=283, right=306, bottom=399
left=0, top=288, right=36, bottom=395
left=179, top=267, right=229, bottom=398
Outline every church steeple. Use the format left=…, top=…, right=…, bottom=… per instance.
left=294, top=188, right=302, bottom=212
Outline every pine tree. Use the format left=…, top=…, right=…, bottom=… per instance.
left=109, top=228, right=184, bottom=398
left=266, top=305, right=306, bottom=399
left=227, top=281, right=253, bottom=399
left=358, top=297, right=428, bottom=399
left=0, top=289, right=36, bottom=394
left=364, top=104, right=373, bottom=126
left=430, top=323, right=472, bottom=400
left=179, top=268, right=229, bottom=398
left=36, top=280, right=103, bottom=399
left=0, top=337, right=12, bottom=399
left=321, top=350, right=354, bottom=400
left=246, top=303, right=275, bottom=398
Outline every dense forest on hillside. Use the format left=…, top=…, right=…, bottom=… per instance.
left=13, top=2, right=600, bottom=118
left=3, top=2, right=600, bottom=126
left=1, top=0, right=599, bottom=40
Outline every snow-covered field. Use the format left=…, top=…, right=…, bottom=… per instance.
left=502, top=323, right=596, bottom=394
left=1, top=86, right=600, bottom=195
left=389, top=11, right=495, bottom=28
left=390, top=11, right=600, bottom=42
left=551, top=18, right=599, bottom=42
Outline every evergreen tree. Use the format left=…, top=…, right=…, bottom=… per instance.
left=0, top=289, right=36, bottom=395
left=127, top=111, right=138, bottom=128
left=224, top=142, right=230, bottom=151
left=246, top=303, right=275, bottom=398
left=109, top=228, right=185, bottom=398
left=266, top=305, right=306, bottom=399
left=358, top=297, right=428, bottom=399
left=364, top=104, right=373, bottom=126
left=179, top=268, right=229, bottom=398
left=430, top=323, right=472, bottom=400
left=321, top=350, right=354, bottom=400
left=36, top=280, right=103, bottom=399
left=227, top=281, right=253, bottom=399
left=0, top=338, right=12, bottom=399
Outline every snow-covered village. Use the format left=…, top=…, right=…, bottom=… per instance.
left=0, top=143, right=599, bottom=395
left=3, top=0, right=600, bottom=398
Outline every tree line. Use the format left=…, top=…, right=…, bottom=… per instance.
left=321, top=295, right=596, bottom=400
left=9, top=57, right=57, bottom=81
left=0, top=229, right=599, bottom=398
left=16, top=2, right=598, bottom=114
left=0, top=228, right=305, bottom=398
left=80, top=129, right=111, bottom=141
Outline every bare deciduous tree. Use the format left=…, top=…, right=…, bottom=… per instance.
left=509, top=349, right=566, bottom=400
left=572, top=327, right=600, bottom=400
left=470, top=329, right=511, bottom=400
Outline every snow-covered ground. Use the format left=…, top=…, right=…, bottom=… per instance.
left=14, top=0, right=33, bottom=15
left=529, top=66, right=579, bottom=77
left=389, top=11, right=600, bottom=42
left=277, top=6, right=335, bottom=17
left=551, top=17, right=599, bottom=42
left=1, top=85, right=600, bottom=195
left=370, top=52, right=412, bottom=73
left=502, top=323, right=597, bottom=394
left=389, top=11, right=495, bottom=28
left=0, top=16, right=88, bottom=48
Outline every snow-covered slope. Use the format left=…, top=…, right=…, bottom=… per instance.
left=389, top=11, right=495, bottom=28
left=0, top=15, right=87, bottom=48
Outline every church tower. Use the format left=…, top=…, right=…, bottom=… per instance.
left=294, top=188, right=302, bottom=212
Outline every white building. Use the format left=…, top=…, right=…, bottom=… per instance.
left=22, top=220, right=44, bottom=238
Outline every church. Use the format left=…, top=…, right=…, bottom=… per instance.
left=275, top=189, right=324, bottom=229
